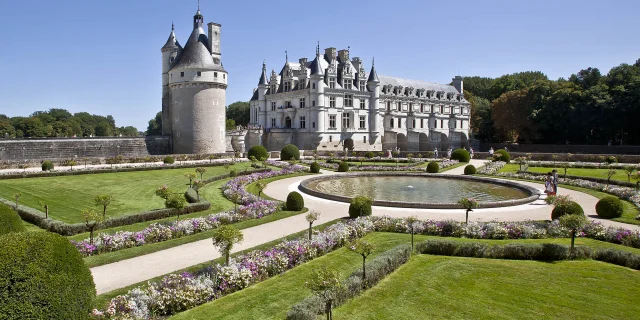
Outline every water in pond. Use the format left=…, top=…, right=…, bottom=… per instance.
left=307, top=176, right=529, bottom=203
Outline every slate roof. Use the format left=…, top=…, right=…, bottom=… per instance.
left=162, top=29, right=181, bottom=50
left=171, top=27, right=223, bottom=71
left=378, top=75, right=459, bottom=93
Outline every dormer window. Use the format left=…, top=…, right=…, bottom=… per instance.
left=329, top=77, right=336, bottom=89
left=343, top=78, right=352, bottom=90
left=180, top=72, right=184, bottom=77
left=270, top=85, right=276, bottom=94
left=197, top=71, right=202, bottom=76
left=284, top=82, right=290, bottom=92
left=359, top=81, right=366, bottom=92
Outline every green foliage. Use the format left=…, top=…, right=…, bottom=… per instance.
left=595, top=196, right=624, bottom=219
left=426, top=161, right=439, bottom=173
left=165, top=194, right=186, bottom=211
left=281, top=144, right=301, bottom=160
left=0, top=231, right=96, bottom=319
left=211, top=225, right=244, bottom=265
left=286, top=191, right=304, bottom=211
left=495, top=149, right=511, bottom=163
left=606, top=156, right=618, bottom=164
left=225, top=118, right=236, bottom=131
left=163, top=156, right=175, bottom=164
left=309, top=161, right=321, bottom=173
left=551, top=201, right=584, bottom=220
left=337, top=161, right=350, bottom=172
left=247, top=145, right=268, bottom=160
left=450, top=148, right=470, bottom=162
left=364, top=152, right=375, bottom=159
left=349, top=196, right=372, bottom=218
left=226, top=101, right=250, bottom=126
left=94, top=194, right=113, bottom=217
left=0, top=203, right=25, bottom=235
left=464, top=164, right=477, bottom=175
left=559, top=214, right=587, bottom=231
left=41, top=160, right=54, bottom=171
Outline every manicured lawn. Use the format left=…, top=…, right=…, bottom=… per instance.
left=500, top=163, right=631, bottom=182
left=0, top=162, right=251, bottom=223
left=333, top=255, right=640, bottom=320
left=167, top=232, right=640, bottom=320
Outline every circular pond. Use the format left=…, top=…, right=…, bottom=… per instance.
left=299, top=173, right=540, bottom=209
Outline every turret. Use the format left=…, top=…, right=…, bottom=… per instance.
left=367, top=58, right=380, bottom=135
left=258, top=61, right=268, bottom=98
left=310, top=43, right=326, bottom=133
left=161, top=23, right=182, bottom=136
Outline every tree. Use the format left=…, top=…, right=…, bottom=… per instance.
left=193, top=180, right=205, bottom=202
left=196, top=167, right=207, bottom=181
left=305, top=210, right=320, bottom=240
left=0, top=119, right=16, bottom=138
left=38, top=200, right=49, bottom=219
left=634, top=172, right=640, bottom=191
left=14, top=192, right=21, bottom=209
left=94, top=122, right=113, bottom=136
left=118, top=126, right=139, bottom=137
left=558, top=214, right=587, bottom=258
left=491, top=88, right=535, bottom=142
left=94, top=194, right=113, bottom=219
left=211, top=225, right=244, bottom=266
left=184, top=172, right=197, bottom=188
left=66, top=159, right=77, bottom=170
left=226, top=101, right=250, bottom=126
left=82, top=209, right=104, bottom=245
left=623, top=166, right=636, bottom=182
left=225, top=119, right=236, bottom=131
left=405, top=216, right=419, bottom=253
left=165, top=194, right=186, bottom=221
left=256, top=181, right=266, bottom=198
left=228, top=192, right=242, bottom=215
left=146, top=112, right=162, bottom=135
left=347, top=239, right=375, bottom=289
left=606, top=169, right=617, bottom=185
left=458, top=198, right=479, bottom=224
left=306, top=267, right=343, bottom=320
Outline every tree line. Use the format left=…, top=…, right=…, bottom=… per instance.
left=0, top=108, right=139, bottom=138
left=465, top=58, right=640, bottom=145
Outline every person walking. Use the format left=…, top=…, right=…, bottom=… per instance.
left=434, top=147, right=438, bottom=158
left=447, top=147, right=452, bottom=159
left=504, top=146, right=509, bottom=152
left=552, top=169, right=559, bottom=194
left=489, top=147, right=494, bottom=157
left=469, top=147, right=474, bottom=159
left=544, top=172, right=556, bottom=196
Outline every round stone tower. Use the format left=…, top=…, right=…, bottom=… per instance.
left=165, top=8, right=227, bottom=154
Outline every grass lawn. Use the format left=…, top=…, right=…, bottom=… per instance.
left=333, top=255, right=640, bottom=320
left=439, top=162, right=466, bottom=172
left=500, top=163, right=631, bottom=182
left=0, top=162, right=251, bottom=223
left=167, top=232, right=640, bottom=320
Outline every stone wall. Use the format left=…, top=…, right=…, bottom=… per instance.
left=0, top=137, right=170, bottom=162
left=479, top=143, right=640, bottom=155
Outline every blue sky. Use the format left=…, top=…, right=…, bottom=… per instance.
left=0, top=0, right=638, bottom=130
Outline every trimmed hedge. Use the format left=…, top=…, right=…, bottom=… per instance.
left=247, top=145, right=268, bottom=160
left=451, top=148, right=470, bottom=162
left=0, top=231, right=96, bottom=319
left=494, top=149, right=511, bottom=163
left=309, top=162, right=320, bottom=173
left=464, top=164, right=476, bottom=175
left=41, top=160, right=54, bottom=171
left=426, top=161, right=439, bottom=173
left=163, top=156, right=175, bottom=164
left=286, top=191, right=304, bottom=211
left=551, top=201, right=584, bottom=220
left=349, top=196, right=372, bottom=218
left=281, top=144, right=301, bottom=160
left=286, top=244, right=411, bottom=320
left=595, top=196, right=624, bottom=219
left=0, top=203, right=25, bottom=235
left=337, top=161, right=350, bottom=172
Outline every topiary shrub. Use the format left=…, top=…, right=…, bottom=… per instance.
left=450, top=148, right=470, bottom=162
left=163, top=156, right=175, bottom=164
left=281, top=144, right=300, bottom=160
left=286, top=191, right=304, bottom=211
left=0, top=231, right=96, bottom=319
left=349, top=196, right=372, bottom=218
left=247, top=145, right=268, bottom=160
left=595, top=196, right=624, bottom=219
left=364, top=151, right=375, bottom=159
left=551, top=201, right=584, bottom=220
left=494, top=149, right=511, bottom=163
left=41, top=160, right=54, bottom=171
left=464, top=164, right=476, bottom=175
left=605, top=156, right=618, bottom=164
left=426, top=161, right=439, bottom=173
left=0, top=203, right=25, bottom=235
left=309, top=162, right=320, bottom=173
left=337, top=161, right=350, bottom=172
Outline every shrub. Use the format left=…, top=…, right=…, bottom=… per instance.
left=247, top=145, right=268, bottom=160
left=495, top=149, right=511, bottom=163
left=41, top=160, right=54, bottom=171
left=229, top=169, right=237, bottom=177
left=281, top=144, right=300, bottom=160
left=450, top=148, right=470, bottom=162
left=309, top=162, right=320, bottom=173
left=416, top=239, right=577, bottom=261
left=163, top=156, right=175, bottom=164
left=0, top=203, right=25, bottom=235
left=551, top=201, right=584, bottom=220
left=337, top=161, right=350, bottom=172
left=595, top=196, right=624, bottom=219
left=286, top=191, right=304, bottom=211
left=595, top=249, right=640, bottom=270
left=606, top=156, right=618, bottom=164
left=464, top=164, right=476, bottom=175
left=0, top=231, right=96, bottom=319
left=349, top=196, right=372, bottom=218
left=426, top=161, right=439, bottom=173
left=364, top=151, right=375, bottom=159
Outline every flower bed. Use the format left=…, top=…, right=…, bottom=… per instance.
left=477, top=161, right=506, bottom=175
left=299, top=159, right=459, bottom=172
left=526, top=160, right=639, bottom=170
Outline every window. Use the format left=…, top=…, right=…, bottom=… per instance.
left=343, top=78, right=352, bottom=89
left=329, top=77, right=336, bottom=89
left=454, top=120, right=457, bottom=129
left=440, top=106, right=444, bottom=113
left=330, top=97, right=336, bottom=108
left=197, top=71, right=202, bottom=76
left=409, top=103, right=413, bottom=112
left=300, top=116, right=306, bottom=129
left=312, top=83, right=316, bottom=89
left=412, top=119, right=415, bottom=129
left=440, top=119, right=444, bottom=128
left=285, top=101, right=292, bottom=108
left=344, top=95, right=353, bottom=107
left=214, top=72, right=218, bottom=78
left=312, top=100, right=316, bottom=107
left=342, top=113, right=351, bottom=128
left=299, top=98, right=306, bottom=108
left=329, top=135, right=333, bottom=142
left=271, top=118, right=276, bottom=127
left=329, top=115, right=336, bottom=128
left=421, top=119, right=424, bottom=128
left=180, top=72, right=184, bottom=77
left=363, top=136, right=367, bottom=143
left=359, top=116, right=366, bottom=129
left=271, top=102, right=276, bottom=111
left=397, top=102, right=402, bottom=111
left=386, top=101, right=391, bottom=111
left=299, top=79, right=305, bottom=89
left=390, top=118, right=394, bottom=128
left=284, top=82, right=290, bottom=92
left=270, top=85, right=276, bottom=94
left=360, top=81, right=366, bottom=92
left=420, top=104, right=424, bottom=113
left=434, top=120, right=437, bottom=128
left=360, top=99, right=365, bottom=109
left=398, top=118, right=401, bottom=128
left=223, top=74, right=226, bottom=79
left=312, top=122, right=316, bottom=128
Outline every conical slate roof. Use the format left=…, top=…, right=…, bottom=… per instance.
left=367, top=60, right=379, bottom=83
left=171, top=26, right=219, bottom=70
left=162, top=28, right=181, bottom=50
left=258, top=62, right=268, bottom=85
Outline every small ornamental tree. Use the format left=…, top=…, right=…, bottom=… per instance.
left=38, top=200, right=49, bottom=219
left=250, top=156, right=258, bottom=168
left=458, top=198, right=479, bottom=224
left=212, top=225, right=244, bottom=266
left=14, top=192, right=21, bottom=209
left=514, top=156, right=528, bottom=171
left=228, top=192, right=242, bottom=214
left=196, top=167, right=207, bottom=180
left=208, top=154, right=216, bottom=163
left=82, top=209, right=104, bottom=245
left=66, top=159, right=77, bottom=170
left=184, top=172, right=197, bottom=188
left=406, top=216, right=419, bottom=253
left=347, top=239, right=376, bottom=289
left=41, top=160, right=54, bottom=171
left=165, top=194, right=186, bottom=221
left=256, top=181, right=267, bottom=198
left=94, top=194, right=113, bottom=219
left=558, top=214, right=587, bottom=258
left=623, top=166, right=636, bottom=182
left=349, top=196, right=372, bottom=218
left=359, top=157, right=365, bottom=166
left=305, top=210, right=320, bottom=240
left=365, top=151, right=374, bottom=160
left=155, top=185, right=172, bottom=200
left=259, top=156, right=267, bottom=168
left=606, top=169, right=617, bottom=185
left=192, top=180, right=205, bottom=202
left=407, top=153, right=414, bottom=162
left=560, top=162, right=570, bottom=178
left=306, top=267, right=343, bottom=320
left=633, top=172, right=640, bottom=191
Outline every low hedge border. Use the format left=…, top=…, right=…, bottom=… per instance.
left=516, top=170, right=636, bottom=188
left=0, top=168, right=271, bottom=236
left=286, top=244, right=412, bottom=320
